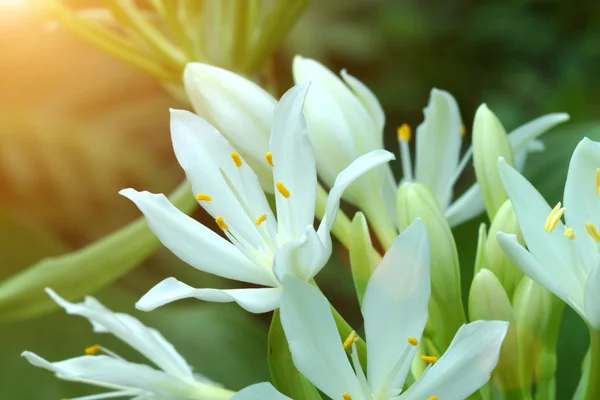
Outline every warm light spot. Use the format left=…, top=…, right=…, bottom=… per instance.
left=343, top=331, right=358, bottom=349
left=461, top=124, right=466, bottom=136
left=342, top=393, right=352, bottom=400
left=85, top=344, right=100, bottom=355
left=265, top=152, right=274, bottom=167
left=230, top=151, right=243, bottom=168
left=428, top=397, right=438, bottom=400
left=276, top=181, right=291, bottom=198
left=596, top=168, right=600, bottom=196
left=564, top=228, right=575, bottom=240
left=215, top=216, right=229, bottom=231
left=585, top=222, right=600, bottom=243
left=195, top=193, right=212, bottom=201
left=421, top=355, right=438, bottom=364
left=544, top=202, right=565, bottom=233
left=408, top=337, right=418, bottom=346
left=397, top=123, right=411, bottom=142
left=255, top=213, right=268, bottom=225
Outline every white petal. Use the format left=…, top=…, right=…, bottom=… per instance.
left=496, top=232, right=584, bottom=315
left=317, top=149, right=396, bottom=251
left=340, top=69, right=385, bottom=131
left=273, top=226, right=325, bottom=282
left=508, top=112, right=569, bottom=154
left=362, top=219, right=430, bottom=397
left=270, top=84, right=317, bottom=242
left=21, top=353, right=193, bottom=397
left=183, top=63, right=276, bottom=190
left=136, top=277, right=282, bottom=314
left=44, top=289, right=193, bottom=379
left=585, top=257, right=600, bottom=330
left=279, top=276, right=363, bottom=400
left=120, top=189, right=277, bottom=287
left=170, top=109, right=277, bottom=249
left=445, top=183, right=485, bottom=227
left=401, top=321, right=509, bottom=400
left=231, top=383, right=292, bottom=400
left=414, top=88, right=463, bottom=210
left=513, top=139, right=545, bottom=171
left=497, top=158, right=582, bottom=294
left=563, top=138, right=600, bottom=272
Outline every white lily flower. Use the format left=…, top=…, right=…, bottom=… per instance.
left=235, top=220, right=509, bottom=400
left=120, top=84, right=395, bottom=313
left=496, top=138, right=600, bottom=330
left=21, top=289, right=231, bottom=400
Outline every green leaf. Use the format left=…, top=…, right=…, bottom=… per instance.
left=268, top=309, right=321, bottom=400
left=349, top=212, right=381, bottom=306
left=0, top=180, right=196, bottom=320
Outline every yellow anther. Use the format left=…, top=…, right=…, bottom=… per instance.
left=397, top=123, right=411, bottom=142
left=215, top=216, right=229, bottom=231
left=585, top=222, right=600, bottom=243
left=544, top=203, right=565, bottom=232
left=428, top=397, right=438, bottom=400
left=343, top=331, right=358, bottom=349
left=564, top=228, right=575, bottom=240
left=461, top=124, right=466, bottom=136
left=255, top=213, right=268, bottom=225
left=195, top=193, right=212, bottom=202
left=265, top=152, right=274, bottom=167
left=408, top=337, right=418, bottom=346
left=276, top=181, right=291, bottom=198
left=85, top=344, right=100, bottom=355
left=342, top=393, right=352, bottom=400
left=596, top=168, right=600, bottom=196
left=230, top=151, right=243, bottom=168
left=420, top=355, right=438, bottom=364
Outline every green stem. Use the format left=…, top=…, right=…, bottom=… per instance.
left=584, top=327, right=600, bottom=400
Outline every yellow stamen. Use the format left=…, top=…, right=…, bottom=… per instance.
left=428, top=397, right=438, bottom=400
left=85, top=344, right=100, bottom=355
left=585, top=222, right=600, bottom=243
left=408, top=337, right=418, bottom=346
left=276, top=181, right=291, bottom=198
left=421, top=355, right=438, bottom=364
left=255, top=213, right=268, bottom=225
left=596, top=168, right=600, bottom=196
left=265, top=152, right=274, bottom=167
left=564, top=228, right=575, bottom=240
left=343, top=331, right=358, bottom=349
left=544, top=202, right=565, bottom=232
left=195, top=193, right=212, bottom=202
left=215, top=216, right=229, bottom=231
left=397, top=123, right=411, bottom=142
left=230, top=151, right=243, bottom=168
left=461, top=124, right=466, bottom=136
left=342, top=393, right=352, bottom=400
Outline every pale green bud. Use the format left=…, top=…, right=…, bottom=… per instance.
left=349, top=212, right=381, bottom=305
left=396, top=182, right=465, bottom=351
left=472, top=104, right=515, bottom=220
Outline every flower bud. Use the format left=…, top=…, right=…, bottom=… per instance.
left=348, top=212, right=381, bottom=305
left=396, top=182, right=465, bottom=350
left=472, top=104, right=515, bottom=220
left=184, top=63, right=276, bottom=191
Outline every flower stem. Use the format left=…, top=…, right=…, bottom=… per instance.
left=584, top=327, right=600, bottom=400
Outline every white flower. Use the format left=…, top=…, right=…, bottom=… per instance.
left=235, top=220, right=509, bottom=400
left=21, top=289, right=230, bottom=400
left=120, top=84, right=394, bottom=313
left=496, top=137, right=600, bottom=330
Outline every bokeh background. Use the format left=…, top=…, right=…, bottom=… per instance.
left=2, top=0, right=599, bottom=398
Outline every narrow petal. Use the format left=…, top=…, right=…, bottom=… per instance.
left=414, top=88, right=463, bottom=210
left=273, top=226, right=324, bottom=282
left=231, top=383, right=292, bottom=400
left=279, top=276, right=363, bottom=400
left=497, top=158, right=581, bottom=294
left=496, top=232, right=584, bottom=316
left=445, top=183, right=485, bottom=227
left=363, top=219, right=430, bottom=397
left=585, top=257, right=600, bottom=330
left=563, top=138, right=600, bottom=272
left=270, top=84, right=317, bottom=242
left=401, top=321, right=509, bottom=400
left=120, top=189, right=277, bottom=287
left=183, top=63, right=276, bottom=189
left=45, top=289, right=193, bottom=379
left=340, top=69, right=385, bottom=131
left=136, top=277, right=282, bottom=314
left=513, top=139, right=545, bottom=171
left=508, top=113, right=569, bottom=154
left=170, top=109, right=276, bottom=249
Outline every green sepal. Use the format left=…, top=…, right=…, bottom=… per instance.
left=349, top=212, right=381, bottom=306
